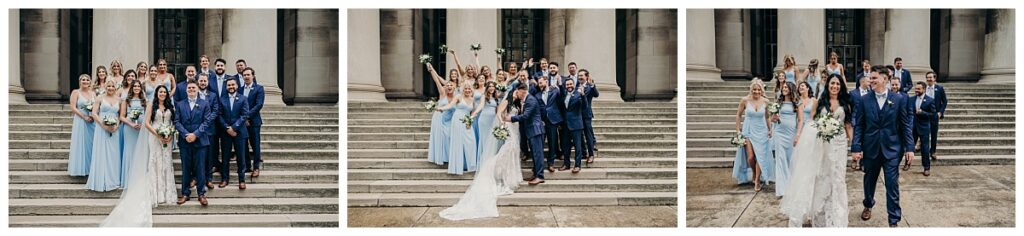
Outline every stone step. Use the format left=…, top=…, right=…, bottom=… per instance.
left=9, top=183, right=338, bottom=199
left=347, top=168, right=677, bottom=180
left=685, top=90, right=1016, bottom=98
left=684, top=121, right=1014, bottom=130
left=9, top=149, right=338, bottom=160
left=685, top=145, right=1014, bottom=157
left=348, top=179, right=678, bottom=193
left=683, top=108, right=1013, bottom=116
left=347, top=148, right=677, bottom=159
left=348, top=192, right=675, bottom=207
left=347, top=118, right=678, bottom=126
left=685, top=81, right=1014, bottom=88
left=9, top=171, right=338, bottom=184
left=6, top=117, right=339, bottom=126
left=9, top=104, right=338, bottom=111
left=347, top=102, right=677, bottom=108
left=685, top=85, right=1016, bottom=93
left=685, top=114, right=1014, bottom=122
left=9, top=140, right=338, bottom=150
left=9, top=131, right=337, bottom=141
left=686, top=155, right=1016, bottom=168
left=10, top=159, right=337, bottom=172
left=348, top=158, right=678, bottom=169
left=684, top=129, right=1014, bottom=138
left=9, top=198, right=338, bottom=216
left=685, top=102, right=1012, bottom=109
left=348, top=112, right=677, bottom=119
left=8, top=111, right=338, bottom=118
left=348, top=132, right=678, bottom=141
left=347, top=140, right=677, bottom=150
left=685, top=137, right=1015, bottom=148
left=347, top=125, right=677, bottom=133
left=9, top=124, right=339, bottom=133
left=9, top=214, right=338, bottom=227
left=685, top=96, right=1014, bottom=103
left=347, top=107, right=678, bottom=113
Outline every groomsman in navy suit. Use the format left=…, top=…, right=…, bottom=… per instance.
left=851, top=65, right=914, bottom=227
left=894, top=57, right=912, bottom=94
left=848, top=75, right=871, bottom=170
left=537, top=77, right=565, bottom=172
left=924, top=72, right=947, bottom=161
left=563, top=79, right=585, bottom=173
left=578, top=69, right=599, bottom=163
left=175, top=65, right=198, bottom=102
left=240, top=67, right=265, bottom=177
left=199, top=55, right=215, bottom=78
left=196, top=74, right=220, bottom=189
left=505, top=84, right=546, bottom=185
left=208, top=59, right=240, bottom=175
left=911, top=82, right=937, bottom=176
left=233, top=59, right=248, bottom=80
left=175, top=81, right=215, bottom=206
left=529, top=58, right=550, bottom=81
left=218, top=79, right=250, bottom=189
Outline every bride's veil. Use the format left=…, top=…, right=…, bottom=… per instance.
left=100, top=109, right=155, bottom=227
left=779, top=121, right=826, bottom=222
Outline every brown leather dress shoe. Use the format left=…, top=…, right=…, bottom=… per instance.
left=177, top=196, right=190, bottom=205
left=559, top=165, right=571, bottom=171
left=199, top=196, right=208, bottom=206
left=861, top=208, right=872, bottom=220
left=571, top=167, right=581, bottom=174
left=218, top=182, right=228, bottom=188
left=546, top=167, right=556, bottom=173
left=923, top=170, right=931, bottom=176
left=206, top=182, right=216, bottom=189
left=239, top=182, right=247, bottom=190
left=252, top=169, right=261, bottom=177
left=586, top=155, right=595, bottom=164
left=528, top=178, right=544, bottom=185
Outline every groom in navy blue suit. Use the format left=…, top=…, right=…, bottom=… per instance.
left=911, top=82, right=937, bottom=176
left=851, top=65, right=915, bottom=227
left=175, top=81, right=215, bottom=206
left=505, top=84, right=547, bottom=185
left=218, top=79, right=250, bottom=189
left=562, top=79, right=585, bottom=173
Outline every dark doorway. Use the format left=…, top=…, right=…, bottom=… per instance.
left=67, top=9, right=93, bottom=97
left=500, top=9, right=547, bottom=68
left=421, top=9, right=447, bottom=99
left=825, top=9, right=866, bottom=81
left=750, top=9, right=777, bottom=81
left=153, top=9, right=201, bottom=79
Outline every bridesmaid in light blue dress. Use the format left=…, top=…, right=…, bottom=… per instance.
left=803, top=59, right=821, bottom=97
left=797, top=82, right=815, bottom=125
left=471, top=75, right=486, bottom=151
left=439, top=83, right=478, bottom=175
left=68, top=74, right=97, bottom=176
left=733, top=80, right=773, bottom=192
left=119, top=80, right=146, bottom=187
left=772, top=82, right=798, bottom=197
left=473, top=82, right=500, bottom=159
left=144, top=66, right=159, bottom=102
left=87, top=80, right=123, bottom=192
left=426, top=64, right=456, bottom=165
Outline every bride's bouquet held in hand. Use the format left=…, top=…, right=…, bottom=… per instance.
left=156, top=124, right=176, bottom=147
left=492, top=125, right=510, bottom=140
left=815, top=111, right=843, bottom=143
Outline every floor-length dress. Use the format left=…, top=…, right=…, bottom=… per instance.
left=772, top=102, right=797, bottom=197
left=120, top=98, right=144, bottom=187
left=440, top=108, right=522, bottom=220
left=779, top=107, right=849, bottom=227
left=448, top=99, right=478, bottom=175
left=428, top=97, right=453, bottom=165
left=68, top=93, right=95, bottom=176
left=148, top=108, right=178, bottom=204
left=471, top=90, right=483, bottom=167
left=732, top=101, right=773, bottom=184
left=476, top=98, right=499, bottom=159
left=86, top=99, right=122, bottom=192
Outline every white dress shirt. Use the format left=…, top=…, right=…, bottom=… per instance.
left=876, top=91, right=888, bottom=109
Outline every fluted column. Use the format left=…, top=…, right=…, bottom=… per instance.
left=980, top=9, right=1015, bottom=84
left=221, top=9, right=285, bottom=105
left=884, top=9, right=934, bottom=82
left=347, top=9, right=386, bottom=102
left=93, top=9, right=151, bottom=77
left=686, top=9, right=721, bottom=81
left=564, top=9, right=622, bottom=101
left=380, top=9, right=416, bottom=98
left=776, top=9, right=825, bottom=70
left=10, top=9, right=26, bottom=104
left=715, top=9, right=750, bottom=78
left=21, top=9, right=62, bottom=101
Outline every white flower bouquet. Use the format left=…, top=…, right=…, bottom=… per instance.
left=815, top=110, right=844, bottom=143
left=495, top=48, right=505, bottom=55
left=438, top=44, right=449, bottom=54
left=102, top=116, right=118, bottom=126
left=156, top=124, right=176, bottom=147
left=460, top=114, right=473, bottom=129
left=470, top=43, right=482, bottom=51
left=81, top=100, right=94, bottom=113
left=492, top=125, right=510, bottom=140
left=766, top=102, right=781, bottom=115
left=128, top=108, right=144, bottom=122
left=424, top=98, right=438, bottom=112
left=729, top=133, right=746, bottom=147
left=418, top=54, right=432, bottom=64
left=496, top=84, right=509, bottom=93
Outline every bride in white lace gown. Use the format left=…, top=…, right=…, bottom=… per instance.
left=440, top=98, right=523, bottom=220
left=101, top=86, right=178, bottom=227
left=780, top=76, right=851, bottom=227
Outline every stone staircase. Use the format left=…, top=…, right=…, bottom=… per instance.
left=7, top=104, right=339, bottom=227
left=685, top=81, right=1016, bottom=167
left=347, top=102, right=678, bottom=208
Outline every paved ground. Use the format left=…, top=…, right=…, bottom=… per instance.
left=349, top=206, right=677, bottom=227
left=686, top=165, right=1015, bottom=227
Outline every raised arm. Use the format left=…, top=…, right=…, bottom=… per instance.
left=426, top=63, right=446, bottom=95
left=451, top=49, right=466, bottom=77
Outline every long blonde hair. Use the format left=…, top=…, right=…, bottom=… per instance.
left=748, top=79, right=766, bottom=98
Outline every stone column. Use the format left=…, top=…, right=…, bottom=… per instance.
left=347, top=9, right=386, bottom=102
left=20, top=9, right=62, bottom=101
left=715, top=9, right=750, bottom=78
left=203, top=9, right=224, bottom=58
left=445, top=9, right=500, bottom=82
left=546, top=9, right=566, bottom=64
left=10, top=9, right=26, bottom=104
left=93, top=9, right=151, bottom=76
left=884, top=9, right=934, bottom=82
left=564, top=9, right=622, bottom=101
left=634, top=9, right=677, bottom=100
left=290, top=9, right=339, bottom=103
left=380, top=9, right=416, bottom=98
left=221, top=9, right=285, bottom=105
left=685, top=9, right=721, bottom=81
left=980, top=9, right=1015, bottom=84
left=776, top=9, right=825, bottom=70
left=942, top=9, right=984, bottom=81
left=866, top=10, right=886, bottom=67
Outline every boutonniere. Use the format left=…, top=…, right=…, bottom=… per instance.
left=192, top=103, right=198, bottom=109
left=887, top=100, right=894, bottom=106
